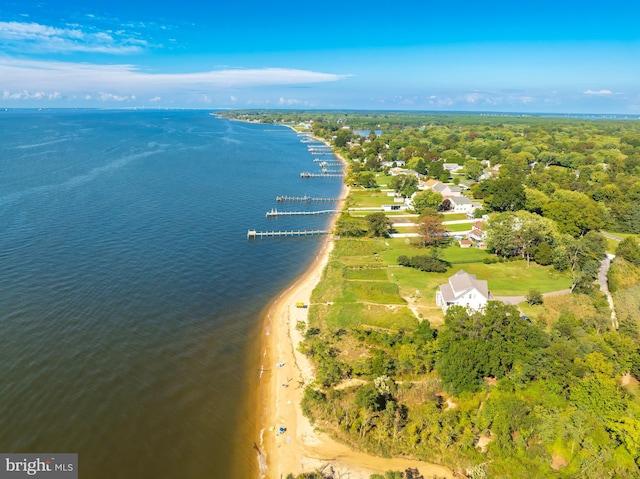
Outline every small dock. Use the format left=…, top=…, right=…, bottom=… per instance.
left=313, top=159, right=342, bottom=164
left=276, top=195, right=340, bottom=202
left=247, top=229, right=330, bottom=239
left=266, top=209, right=339, bottom=217
left=300, top=172, right=343, bottom=178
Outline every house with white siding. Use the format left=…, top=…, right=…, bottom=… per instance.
left=436, top=270, right=491, bottom=313
left=442, top=195, right=474, bottom=213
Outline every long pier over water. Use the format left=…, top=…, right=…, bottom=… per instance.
left=266, top=209, right=339, bottom=217
left=276, top=195, right=340, bottom=202
left=300, top=172, right=343, bottom=178
left=247, top=229, right=330, bottom=239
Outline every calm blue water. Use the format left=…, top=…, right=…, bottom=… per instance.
left=0, top=110, right=342, bottom=478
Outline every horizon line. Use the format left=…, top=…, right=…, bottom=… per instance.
left=2, top=106, right=639, bottom=119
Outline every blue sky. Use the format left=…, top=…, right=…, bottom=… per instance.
left=1, top=0, right=639, bottom=113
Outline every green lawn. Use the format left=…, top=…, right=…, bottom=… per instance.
left=376, top=175, right=393, bottom=186
left=349, top=190, right=396, bottom=208
left=320, top=302, right=419, bottom=330
left=344, top=267, right=389, bottom=280
left=316, top=186, right=572, bottom=331
left=445, top=223, right=474, bottom=232
left=601, top=230, right=634, bottom=254
left=441, top=245, right=490, bottom=263
left=460, top=262, right=571, bottom=295
left=342, top=280, right=406, bottom=304
left=441, top=213, right=468, bottom=221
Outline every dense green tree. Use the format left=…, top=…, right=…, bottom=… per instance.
left=542, top=190, right=606, bottom=236
left=334, top=214, right=367, bottom=237
left=406, top=156, right=428, bottom=175
left=389, top=174, right=419, bottom=197
left=427, top=160, right=445, bottom=179
left=615, top=236, right=640, bottom=265
left=334, top=129, right=352, bottom=147
left=464, top=159, right=484, bottom=180
left=437, top=303, right=547, bottom=394
left=366, top=212, right=392, bottom=237
left=486, top=210, right=557, bottom=265
left=411, top=190, right=443, bottom=214
left=482, top=178, right=526, bottom=212
left=533, top=241, right=554, bottom=265
left=347, top=171, right=378, bottom=188
left=523, top=188, right=550, bottom=214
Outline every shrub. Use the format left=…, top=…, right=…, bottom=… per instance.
left=526, top=289, right=544, bottom=305
left=534, top=242, right=554, bottom=265
left=397, top=254, right=450, bottom=272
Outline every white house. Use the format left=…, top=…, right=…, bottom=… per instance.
left=381, top=160, right=406, bottom=168
left=443, top=163, right=463, bottom=173
left=442, top=195, right=474, bottom=213
left=389, top=167, right=419, bottom=177
left=468, top=221, right=486, bottom=243
left=436, top=270, right=491, bottom=313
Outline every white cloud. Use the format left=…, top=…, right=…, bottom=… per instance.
left=0, top=59, right=348, bottom=101
left=584, top=89, right=613, bottom=96
left=99, top=92, right=134, bottom=102
left=2, top=88, right=61, bottom=100
left=279, top=97, right=303, bottom=105
left=465, top=93, right=482, bottom=104
left=0, top=21, right=147, bottom=54
left=149, top=96, right=161, bottom=102
left=229, top=95, right=237, bottom=102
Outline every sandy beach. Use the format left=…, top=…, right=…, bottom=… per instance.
left=256, top=140, right=454, bottom=479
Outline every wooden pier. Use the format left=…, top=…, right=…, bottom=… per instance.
left=247, top=229, right=330, bottom=239
left=313, top=159, right=342, bottom=164
left=266, top=208, right=339, bottom=217
left=300, top=172, right=343, bottom=178
left=276, top=195, right=340, bottom=202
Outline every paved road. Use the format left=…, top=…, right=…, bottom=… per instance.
left=602, top=232, right=623, bottom=242
left=598, top=254, right=618, bottom=328
left=493, top=289, right=572, bottom=305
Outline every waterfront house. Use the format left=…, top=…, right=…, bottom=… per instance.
left=436, top=270, right=491, bottom=312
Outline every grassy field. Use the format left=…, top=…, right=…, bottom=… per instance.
left=445, top=223, right=474, bottom=232
left=441, top=213, right=469, bottom=221
left=460, top=262, right=571, bottom=295
left=601, top=230, right=633, bottom=254
left=311, top=176, right=572, bottom=332
left=320, top=235, right=571, bottom=333
left=348, top=189, right=396, bottom=208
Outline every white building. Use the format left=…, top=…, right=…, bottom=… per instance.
left=443, top=163, right=464, bottom=173
left=436, top=270, right=491, bottom=313
left=442, top=195, right=474, bottom=213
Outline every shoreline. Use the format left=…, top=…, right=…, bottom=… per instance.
left=256, top=131, right=454, bottom=478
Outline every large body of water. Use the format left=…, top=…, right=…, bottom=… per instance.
left=0, top=110, right=342, bottom=478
